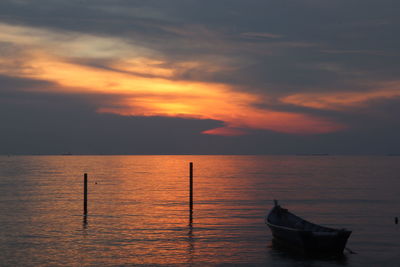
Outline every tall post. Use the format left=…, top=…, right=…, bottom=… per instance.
left=84, top=173, right=88, bottom=215
left=188, top=163, right=194, bottom=259
left=189, top=162, right=193, bottom=212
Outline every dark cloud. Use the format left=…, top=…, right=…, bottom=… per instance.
left=1, top=0, right=400, bottom=154
left=0, top=86, right=399, bottom=155
left=0, top=88, right=225, bottom=154
left=0, top=74, right=53, bottom=90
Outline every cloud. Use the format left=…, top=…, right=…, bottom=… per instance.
left=1, top=0, right=400, bottom=153
left=0, top=89, right=225, bottom=154
left=241, top=32, right=283, bottom=39
left=281, top=81, right=400, bottom=111
left=0, top=21, right=347, bottom=136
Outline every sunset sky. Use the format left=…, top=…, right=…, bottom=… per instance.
left=1, top=0, right=399, bottom=154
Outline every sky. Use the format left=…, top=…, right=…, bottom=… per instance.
left=1, top=0, right=400, bottom=154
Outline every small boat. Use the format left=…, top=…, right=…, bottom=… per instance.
left=265, top=200, right=351, bottom=256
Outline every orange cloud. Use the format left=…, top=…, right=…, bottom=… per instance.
left=0, top=22, right=346, bottom=136
left=202, top=127, right=248, bottom=136
left=281, top=81, right=400, bottom=111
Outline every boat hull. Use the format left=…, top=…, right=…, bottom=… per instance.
left=267, top=223, right=351, bottom=256
left=265, top=204, right=351, bottom=256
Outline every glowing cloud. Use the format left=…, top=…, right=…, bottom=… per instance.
left=0, top=22, right=346, bottom=136
left=281, top=81, right=400, bottom=111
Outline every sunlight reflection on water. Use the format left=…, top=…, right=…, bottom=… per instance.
left=0, top=155, right=399, bottom=266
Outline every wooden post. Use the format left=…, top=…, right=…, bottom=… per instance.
left=189, top=162, right=193, bottom=212
left=395, top=217, right=398, bottom=224
left=84, top=173, right=88, bottom=215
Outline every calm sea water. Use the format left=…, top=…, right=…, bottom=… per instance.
left=0, top=155, right=399, bottom=266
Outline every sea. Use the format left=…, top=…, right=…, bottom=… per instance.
left=0, top=155, right=399, bottom=266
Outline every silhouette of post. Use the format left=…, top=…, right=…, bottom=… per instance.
left=189, top=162, right=193, bottom=212
left=396, top=217, right=398, bottom=224
left=84, top=173, right=88, bottom=215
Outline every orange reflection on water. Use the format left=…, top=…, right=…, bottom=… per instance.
left=62, top=156, right=266, bottom=265
left=4, top=155, right=400, bottom=265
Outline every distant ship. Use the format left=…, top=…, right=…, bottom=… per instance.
left=61, top=152, right=73, bottom=156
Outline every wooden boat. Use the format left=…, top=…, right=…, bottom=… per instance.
left=265, top=200, right=351, bottom=256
